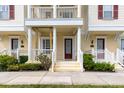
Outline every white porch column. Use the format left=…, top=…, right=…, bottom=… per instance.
left=77, top=5, right=81, bottom=18
left=27, top=5, right=31, bottom=19
left=77, top=27, right=81, bottom=62
left=53, top=26, right=57, bottom=60
left=28, top=27, right=32, bottom=60
left=53, top=5, right=57, bottom=18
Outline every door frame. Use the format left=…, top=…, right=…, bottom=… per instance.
left=9, top=36, right=20, bottom=50
left=96, top=36, right=106, bottom=59
left=96, top=36, right=106, bottom=51
left=63, top=36, right=75, bottom=60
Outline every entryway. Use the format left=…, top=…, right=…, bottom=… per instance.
left=96, top=38, right=105, bottom=59
left=64, top=38, right=73, bottom=60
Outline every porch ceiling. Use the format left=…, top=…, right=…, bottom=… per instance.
left=32, top=26, right=77, bottom=33
left=0, top=31, right=26, bottom=35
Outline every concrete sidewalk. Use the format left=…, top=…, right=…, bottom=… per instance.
left=0, top=71, right=124, bottom=85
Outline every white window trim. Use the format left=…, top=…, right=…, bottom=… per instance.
left=40, top=37, right=50, bottom=50
left=103, top=5, right=113, bottom=20
left=0, top=5, right=10, bottom=20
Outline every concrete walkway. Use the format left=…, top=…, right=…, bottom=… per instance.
left=1, top=71, right=124, bottom=85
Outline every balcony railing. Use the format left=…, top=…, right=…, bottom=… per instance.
left=31, top=7, right=53, bottom=19
left=57, top=6, right=77, bottom=18
left=31, top=6, right=77, bottom=19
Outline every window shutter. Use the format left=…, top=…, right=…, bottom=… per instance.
left=9, top=5, right=15, bottom=19
left=113, top=5, right=118, bottom=19
left=98, top=5, right=103, bottom=19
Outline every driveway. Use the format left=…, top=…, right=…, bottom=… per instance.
left=0, top=71, right=124, bottom=85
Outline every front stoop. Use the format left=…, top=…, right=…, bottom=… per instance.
left=115, top=63, right=124, bottom=72
left=49, top=61, right=81, bottom=72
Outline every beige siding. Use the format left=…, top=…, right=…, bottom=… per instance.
left=89, top=5, right=124, bottom=26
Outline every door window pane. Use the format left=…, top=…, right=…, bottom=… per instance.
left=121, top=39, right=124, bottom=50
left=97, top=39, right=105, bottom=50
left=11, top=39, right=18, bottom=50
left=65, top=39, right=72, bottom=54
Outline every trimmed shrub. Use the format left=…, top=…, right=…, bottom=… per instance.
left=0, top=55, right=18, bottom=71
left=83, top=54, right=94, bottom=71
left=19, top=56, right=28, bottom=64
left=83, top=54, right=115, bottom=72
left=93, top=62, right=115, bottom=72
left=19, top=63, right=41, bottom=71
left=7, top=64, right=19, bottom=71
left=36, top=53, right=52, bottom=70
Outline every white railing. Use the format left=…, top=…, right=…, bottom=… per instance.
left=30, top=6, right=78, bottom=19
left=116, top=48, right=124, bottom=66
left=31, top=7, right=53, bottom=19
left=0, top=49, right=7, bottom=55
left=79, top=50, right=84, bottom=72
left=32, top=49, right=53, bottom=61
left=57, top=6, right=77, bottom=18
left=91, top=49, right=115, bottom=63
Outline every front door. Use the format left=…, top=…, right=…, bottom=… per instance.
left=97, top=38, right=105, bottom=59
left=11, top=38, right=19, bottom=50
left=64, top=39, right=72, bottom=59
left=11, top=38, right=19, bottom=56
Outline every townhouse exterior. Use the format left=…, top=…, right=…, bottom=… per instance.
left=0, top=5, right=124, bottom=72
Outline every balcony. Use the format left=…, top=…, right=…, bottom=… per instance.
left=25, top=6, right=83, bottom=26
left=31, top=7, right=53, bottom=19
left=31, top=6, right=77, bottom=19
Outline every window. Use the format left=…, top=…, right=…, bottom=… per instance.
left=121, top=39, right=124, bottom=50
left=0, top=5, right=9, bottom=19
left=103, top=5, right=113, bottom=19
left=42, top=38, right=50, bottom=54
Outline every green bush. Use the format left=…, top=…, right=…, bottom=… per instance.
left=83, top=54, right=115, bottom=72
left=19, top=63, right=41, bottom=71
left=19, top=56, right=28, bottom=64
left=0, top=55, right=18, bottom=71
left=7, top=64, right=19, bottom=71
left=83, top=54, right=94, bottom=70
left=93, top=62, right=115, bottom=72
left=36, top=53, right=52, bottom=70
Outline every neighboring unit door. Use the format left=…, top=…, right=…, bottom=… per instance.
left=11, top=38, right=19, bottom=56
left=97, top=38, right=105, bottom=59
left=11, top=38, right=19, bottom=50
left=64, top=39, right=72, bottom=59
left=121, top=39, right=124, bottom=50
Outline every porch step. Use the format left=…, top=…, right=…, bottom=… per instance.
left=115, top=63, right=124, bottom=71
left=50, top=61, right=81, bottom=72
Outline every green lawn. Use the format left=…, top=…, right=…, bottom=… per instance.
left=0, top=84, right=124, bottom=88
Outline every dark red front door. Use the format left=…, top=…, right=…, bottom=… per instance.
left=65, top=39, right=72, bottom=59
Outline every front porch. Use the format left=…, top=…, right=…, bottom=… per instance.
left=26, top=26, right=83, bottom=72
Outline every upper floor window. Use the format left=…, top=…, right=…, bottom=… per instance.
left=0, top=5, right=15, bottom=20
left=103, top=5, right=112, bottom=19
left=98, top=5, right=118, bottom=20
left=0, top=5, right=9, bottom=19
